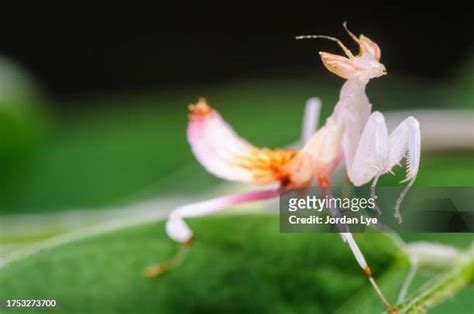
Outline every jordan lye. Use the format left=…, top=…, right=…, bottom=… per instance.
left=288, top=214, right=379, bottom=226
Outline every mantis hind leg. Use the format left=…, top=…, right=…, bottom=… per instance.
left=143, top=243, right=191, bottom=278
left=145, top=189, right=281, bottom=278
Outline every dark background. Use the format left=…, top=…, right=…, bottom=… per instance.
left=0, top=5, right=472, bottom=102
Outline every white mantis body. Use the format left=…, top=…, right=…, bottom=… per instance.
left=150, top=24, right=421, bottom=314
left=295, top=23, right=420, bottom=219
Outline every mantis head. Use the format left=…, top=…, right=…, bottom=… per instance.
left=297, top=22, right=386, bottom=82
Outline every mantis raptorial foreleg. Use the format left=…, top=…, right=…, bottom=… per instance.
left=388, top=117, right=421, bottom=222
left=347, top=112, right=421, bottom=222
left=348, top=111, right=390, bottom=186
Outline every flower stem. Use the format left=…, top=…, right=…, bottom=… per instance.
left=396, top=250, right=473, bottom=313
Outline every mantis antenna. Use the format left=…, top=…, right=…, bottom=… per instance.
left=295, top=35, right=355, bottom=59
left=342, top=21, right=361, bottom=44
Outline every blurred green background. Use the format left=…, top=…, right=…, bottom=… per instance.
left=0, top=6, right=472, bottom=314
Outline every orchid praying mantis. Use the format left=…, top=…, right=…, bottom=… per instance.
left=296, top=22, right=421, bottom=222
left=146, top=24, right=421, bottom=314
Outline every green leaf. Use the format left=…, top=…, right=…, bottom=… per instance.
left=0, top=214, right=408, bottom=314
